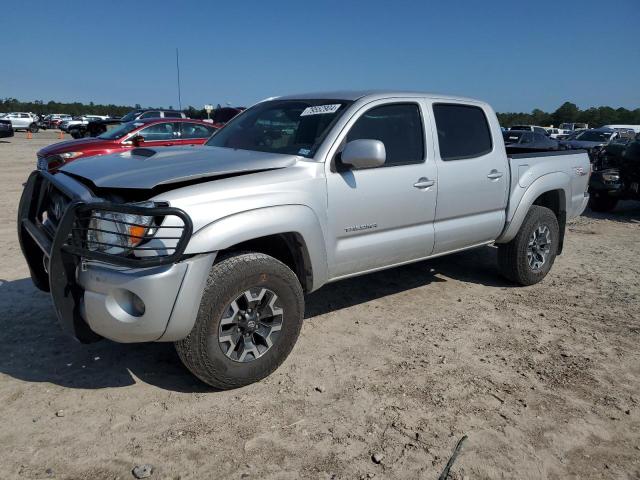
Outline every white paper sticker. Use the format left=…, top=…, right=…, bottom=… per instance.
left=300, top=104, right=341, bottom=116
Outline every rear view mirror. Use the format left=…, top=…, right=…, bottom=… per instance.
left=341, top=139, right=386, bottom=169
left=131, top=135, right=145, bottom=147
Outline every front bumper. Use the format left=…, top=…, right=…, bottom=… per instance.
left=17, top=170, right=198, bottom=343
left=77, top=253, right=214, bottom=342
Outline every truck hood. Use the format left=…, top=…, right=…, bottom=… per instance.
left=59, top=146, right=299, bottom=189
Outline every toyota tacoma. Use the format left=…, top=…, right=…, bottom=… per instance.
left=18, top=91, right=590, bottom=389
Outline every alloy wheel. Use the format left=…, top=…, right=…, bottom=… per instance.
left=218, top=287, right=284, bottom=362
left=527, top=225, right=551, bottom=271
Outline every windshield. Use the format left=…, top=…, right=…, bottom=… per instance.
left=98, top=121, right=142, bottom=140
left=205, top=99, right=352, bottom=158
left=575, top=131, right=613, bottom=142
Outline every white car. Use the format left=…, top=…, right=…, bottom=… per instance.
left=4, top=112, right=39, bottom=132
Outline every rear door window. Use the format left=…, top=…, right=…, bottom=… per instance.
left=181, top=123, right=216, bottom=139
left=346, top=103, right=424, bottom=167
left=433, top=104, right=492, bottom=160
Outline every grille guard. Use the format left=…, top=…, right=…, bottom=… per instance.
left=63, top=202, right=193, bottom=268
left=17, top=170, right=193, bottom=342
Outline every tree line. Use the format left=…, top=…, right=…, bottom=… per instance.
left=0, top=98, right=213, bottom=120
left=2, top=98, right=639, bottom=127
left=496, top=102, right=640, bottom=128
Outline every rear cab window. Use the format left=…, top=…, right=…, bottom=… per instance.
left=433, top=103, right=492, bottom=160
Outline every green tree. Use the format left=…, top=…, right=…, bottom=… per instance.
left=551, top=102, right=580, bottom=126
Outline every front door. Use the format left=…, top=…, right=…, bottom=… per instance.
left=325, top=100, right=437, bottom=279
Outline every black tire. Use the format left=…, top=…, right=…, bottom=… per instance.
left=497, top=205, right=559, bottom=286
left=28, top=123, right=39, bottom=133
left=588, top=194, right=618, bottom=212
left=175, top=252, right=304, bottom=390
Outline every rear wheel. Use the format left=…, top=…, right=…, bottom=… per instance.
left=589, top=194, right=618, bottom=212
left=498, top=205, right=559, bottom=286
left=28, top=123, right=39, bottom=133
left=175, top=252, right=304, bottom=389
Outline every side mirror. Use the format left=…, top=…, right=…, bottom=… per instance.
left=131, top=135, right=145, bottom=147
left=340, top=139, right=386, bottom=169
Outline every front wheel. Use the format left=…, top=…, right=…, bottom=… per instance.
left=498, top=205, right=559, bottom=286
left=28, top=123, right=39, bottom=133
left=175, top=252, right=304, bottom=390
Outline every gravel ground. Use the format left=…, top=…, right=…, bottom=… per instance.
left=1, top=131, right=639, bottom=480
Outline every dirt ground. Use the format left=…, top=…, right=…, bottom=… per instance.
left=1, top=131, right=639, bottom=480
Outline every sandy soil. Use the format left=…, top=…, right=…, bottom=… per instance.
left=1, top=131, right=639, bottom=480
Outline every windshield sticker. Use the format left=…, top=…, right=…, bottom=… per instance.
left=300, top=104, right=341, bottom=116
left=298, top=148, right=311, bottom=156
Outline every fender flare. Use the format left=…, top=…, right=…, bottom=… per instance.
left=496, top=172, right=570, bottom=244
left=185, top=204, right=328, bottom=291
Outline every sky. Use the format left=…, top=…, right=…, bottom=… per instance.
left=1, top=0, right=638, bottom=113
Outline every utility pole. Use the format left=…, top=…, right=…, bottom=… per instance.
left=176, top=48, right=182, bottom=111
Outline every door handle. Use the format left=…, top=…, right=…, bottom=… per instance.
left=487, top=170, right=503, bottom=180
left=414, top=177, right=435, bottom=189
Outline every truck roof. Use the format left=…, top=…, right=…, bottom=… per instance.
left=275, top=90, right=482, bottom=104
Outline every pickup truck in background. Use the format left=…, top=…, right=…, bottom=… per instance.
left=18, top=91, right=590, bottom=389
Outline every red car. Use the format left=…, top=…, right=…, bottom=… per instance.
left=37, top=118, right=218, bottom=171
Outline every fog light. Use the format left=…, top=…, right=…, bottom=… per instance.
left=111, top=289, right=146, bottom=317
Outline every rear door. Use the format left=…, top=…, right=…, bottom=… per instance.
left=325, top=99, right=437, bottom=278
left=429, top=101, right=509, bottom=254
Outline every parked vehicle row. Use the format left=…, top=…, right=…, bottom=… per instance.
left=18, top=90, right=591, bottom=389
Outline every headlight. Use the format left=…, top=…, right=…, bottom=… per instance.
left=86, top=202, right=156, bottom=255
left=60, top=151, right=83, bottom=159
left=601, top=172, right=620, bottom=182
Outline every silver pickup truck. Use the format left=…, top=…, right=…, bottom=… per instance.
left=18, top=91, right=590, bottom=389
